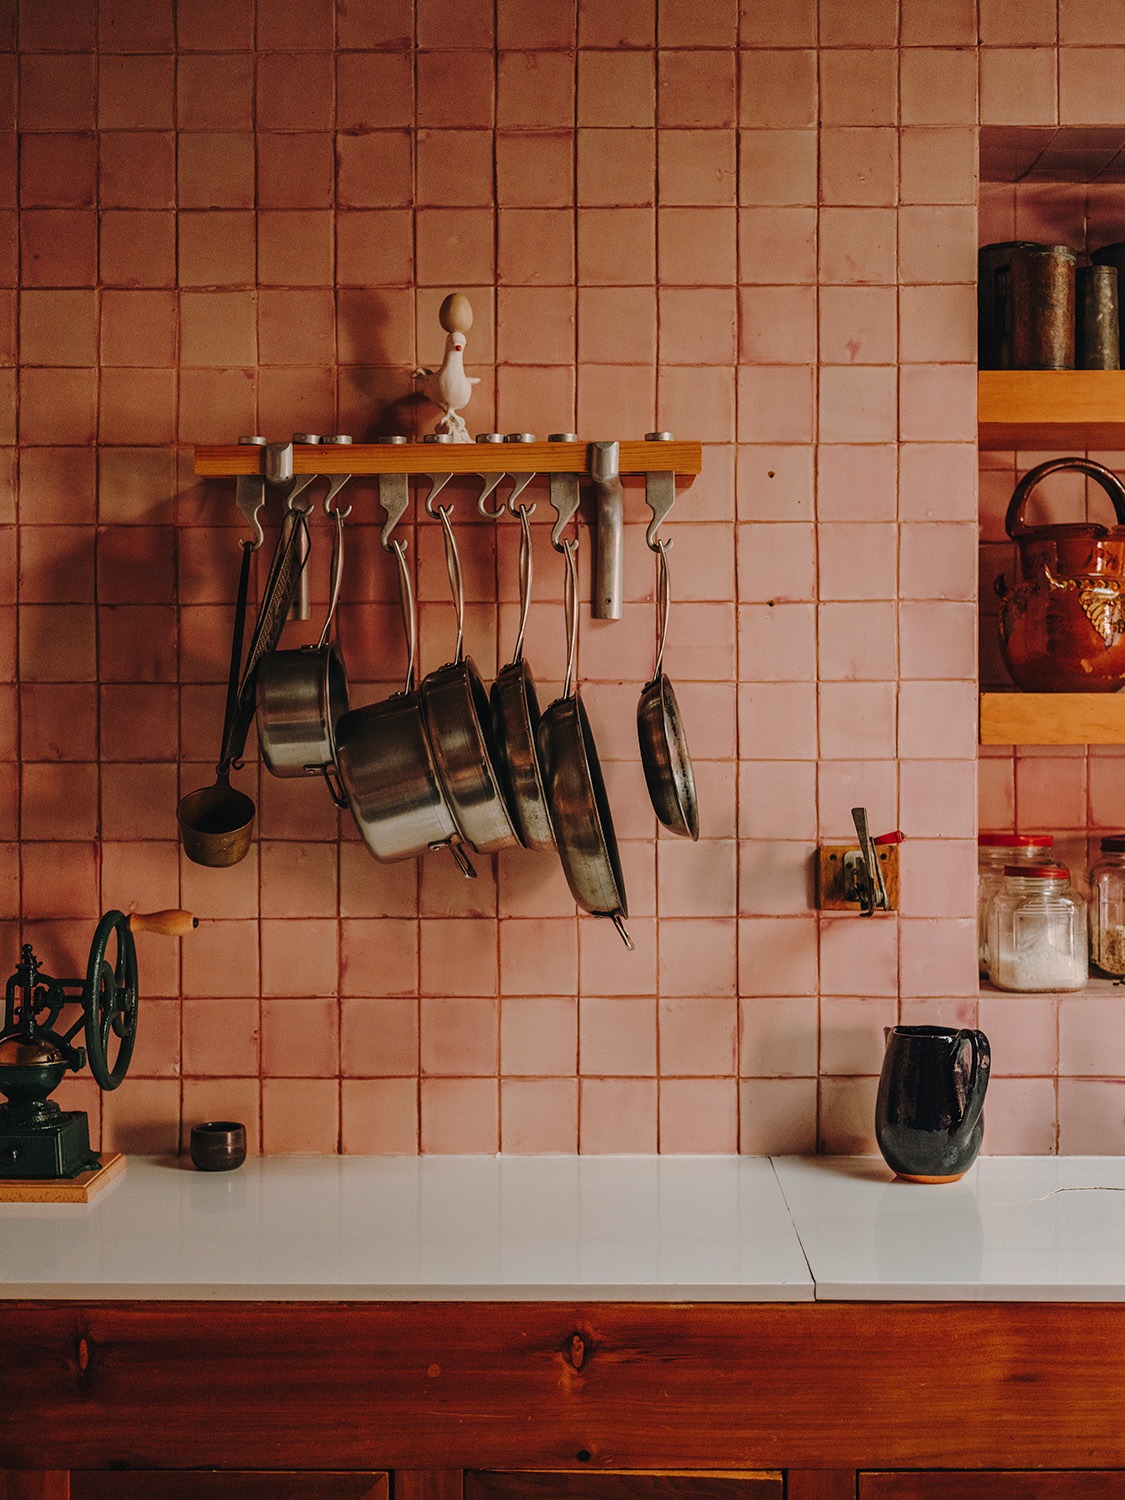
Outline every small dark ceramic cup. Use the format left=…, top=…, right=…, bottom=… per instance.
left=190, top=1120, right=247, bottom=1172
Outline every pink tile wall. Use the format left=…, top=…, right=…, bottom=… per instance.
left=0, top=0, right=1113, bottom=1157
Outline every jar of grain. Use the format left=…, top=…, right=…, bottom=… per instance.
left=1089, top=835, right=1125, bottom=976
left=978, top=833, right=1056, bottom=978
left=986, top=865, right=1087, bottom=993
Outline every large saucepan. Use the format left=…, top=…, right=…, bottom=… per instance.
left=256, top=502, right=349, bottom=806
left=335, top=535, right=475, bottom=877
left=420, top=496, right=520, bottom=854
left=537, top=529, right=631, bottom=948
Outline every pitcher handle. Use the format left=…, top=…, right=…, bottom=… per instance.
left=955, top=1028, right=991, bottom=1132
left=1006, top=457, right=1125, bottom=538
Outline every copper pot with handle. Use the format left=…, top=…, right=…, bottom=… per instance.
left=996, top=456, right=1125, bottom=692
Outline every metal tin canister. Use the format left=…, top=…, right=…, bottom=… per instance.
left=1092, top=242, right=1125, bottom=364
left=978, top=241, right=1042, bottom=368
left=1007, top=244, right=1077, bottom=370
left=1077, top=263, right=1120, bottom=370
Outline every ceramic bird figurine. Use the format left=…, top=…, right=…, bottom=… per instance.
left=414, top=292, right=480, bottom=443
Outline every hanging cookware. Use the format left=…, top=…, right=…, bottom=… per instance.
left=637, top=537, right=699, bottom=839
left=489, top=495, right=555, bottom=852
left=335, top=512, right=475, bottom=877
left=420, top=493, right=520, bottom=854
left=995, top=456, right=1125, bottom=692
left=176, top=540, right=257, bottom=867
left=256, top=496, right=350, bottom=806
left=537, top=528, right=631, bottom=949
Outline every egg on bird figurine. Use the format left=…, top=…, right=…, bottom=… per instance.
left=414, top=291, right=480, bottom=443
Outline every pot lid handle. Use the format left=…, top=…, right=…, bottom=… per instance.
left=1006, top=456, right=1125, bottom=537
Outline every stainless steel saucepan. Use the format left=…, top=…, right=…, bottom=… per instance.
left=420, top=495, right=520, bottom=855
left=256, top=498, right=350, bottom=806
left=335, top=533, right=475, bottom=877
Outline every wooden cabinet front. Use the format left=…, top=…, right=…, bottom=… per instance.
left=466, top=1474, right=782, bottom=1500
left=862, top=1475, right=1125, bottom=1499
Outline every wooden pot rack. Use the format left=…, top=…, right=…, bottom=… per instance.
left=193, top=435, right=703, bottom=621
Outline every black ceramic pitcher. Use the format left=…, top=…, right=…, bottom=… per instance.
left=875, top=1025, right=990, bottom=1184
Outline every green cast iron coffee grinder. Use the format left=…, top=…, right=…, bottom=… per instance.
left=0, top=909, right=196, bottom=1179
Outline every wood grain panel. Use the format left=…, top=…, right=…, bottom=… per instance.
left=2, top=1304, right=1125, bottom=1473
left=787, top=1475, right=856, bottom=1500
left=397, top=1473, right=465, bottom=1500
left=0, top=1477, right=69, bottom=1500
left=466, top=1472, right=782, bottom=1500
left=70, top=1477, right=386, bottom=1500
left=192, top=442, right=703, bottom=478
left=978, top=370, right=1125, bottom=450
left=979, top=692, right=1125, bottom=745
left=862, top=1474, right=1125, bottom=1499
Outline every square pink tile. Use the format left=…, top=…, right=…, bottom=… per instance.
left=579, top=1077, right=657, bottom=1153
left=658, top=51, right=737, bottom=129
left=341, top=1079, right=419, bottom=1154
left=501, top=1078, right=579, bottom=1153
left=659, top=1078, right=738, bottom=1152
left=819, top=995, right=896, bottom=1076
left=739, top=129, right=818, bottom=207
left=739, top=995, right=819, bottom=1078
left=817, top=601, right=898, bottom=681
left=900, top=49, right=979, bottom=126
left=818, top=206, right=897, bottom=284
left=501, top=996, right=577, bottom=1076
left=819, top=524, right=898, bottom=603
left=262, top=1078, right=339, bottom=1154
left=738, top=915, right=818, bottom=997
left=1058, top=1078, right=1125, bottom=1154
left=818, top=1077, right=879, bottom=1154
left=740, top=285, right=817, bottom=364
left=420, top=995, right=498, bottom=1076
left=740, top=50, right=818, bottom=129
left=819, top=127, right=898, bottom=207
left=817, top=444, right=898, bottom=522
left=580, top=996, right=656, bottom=1076
left=421, top=1077, right=498, bottom=1153
left=982, top=1078, right=1058, bottom=1156
left=819, top=49, right=898, bottom=126
left=818, top=681, right=898, bottom=761
left=738, top=1078, right=817, bottom=1154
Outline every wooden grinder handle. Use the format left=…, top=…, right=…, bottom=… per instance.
left=128, top=909, right=198, bottom=937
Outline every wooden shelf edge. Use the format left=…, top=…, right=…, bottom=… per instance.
left=194, top=439, right=704, bottom=479
left=978, top=370, right=1125, bottom=450
left=980, top=690, right=1125, bottom=744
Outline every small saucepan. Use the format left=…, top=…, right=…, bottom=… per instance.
left=537, top=533, right=631, bottom=948
left=420, top=499, right=520, bottom=855
left=637, top=539, right=698, bottom=839
left=489, top=499, right=554, bottom=851
left=336, top=538, right=475, bottom=877
left=256, top=504, right=349, bottom=806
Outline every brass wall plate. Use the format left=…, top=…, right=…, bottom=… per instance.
left=817, top=844, right=900, bottom=912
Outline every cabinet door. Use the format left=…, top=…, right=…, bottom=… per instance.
left=466, top=1473, right=782, bottom=1500
left=862, top=1474, right=1125, bottom=1499
left=69, top=1474, right=387, bottom=1500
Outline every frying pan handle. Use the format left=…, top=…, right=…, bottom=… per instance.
left=1006, top=456, right=1125, bottom=537
left=316, top=505, right=346, bottom=652
left=653, top=541, right=672, bottom=681
left=610, top=912, right=634, bottom=950
left=512, top=502, right=534, bottom=664
left=320, top=761, right=348, bottom=810
left=430, top=837, right=478, bottom=879
left=216, top=540, right=253, bottom=780
left=561, top=536, right=580, bottom=699
left=390, top=538, right=417, bottom=695
left=436, top=502, right=466, bottom=665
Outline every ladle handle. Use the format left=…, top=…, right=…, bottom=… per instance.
left=129, top=909, right=198, bottom=937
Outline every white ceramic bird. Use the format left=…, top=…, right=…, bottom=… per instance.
left=414, top=292, right=480, bottom=442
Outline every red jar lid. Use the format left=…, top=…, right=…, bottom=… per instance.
left=1003, top=863, right=1068, bottom=879
left=1101, top=835, right=1125, bottom=853
left=979, top=832, right=1054, bottom=847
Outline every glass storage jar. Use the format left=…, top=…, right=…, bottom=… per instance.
left=986, top=864, right=1087, bottom=993
left=1089, top=835, right=1125, bottom=976
left=978, top=833, right=1055, bottom=977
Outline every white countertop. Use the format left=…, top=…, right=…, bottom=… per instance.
left=5, top=1154, right=1125, bottom=1303
left=0, top=1154, right=813, bottom=1302
left=774, top=1155, right=1125, bottom=1301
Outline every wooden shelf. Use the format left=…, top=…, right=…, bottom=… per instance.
left=981, top=690, right=1125, bottom=744
left=979, top=370, right=1125, bottom=449
left=194, top=439, right=703, bottom=480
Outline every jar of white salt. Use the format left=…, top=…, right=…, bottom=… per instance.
left=986, top=864, right=1087, bottom=993
left=1089, top=835, right=1125, bottom=977
left=977, top=832, right=1056, bottom=977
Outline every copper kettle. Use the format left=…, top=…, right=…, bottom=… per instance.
left=996, top=456, right=1125, bottom=692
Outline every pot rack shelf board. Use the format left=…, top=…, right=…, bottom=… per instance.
left=980, top=691, right=1125, bottom=744
left=979, top=371, right=1125, bottom=450
left=193, top=441, right=703, bottom=479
